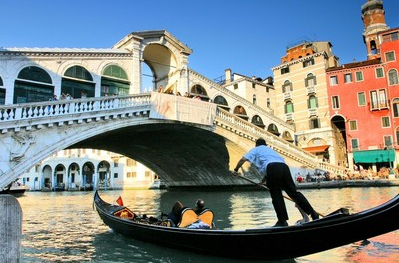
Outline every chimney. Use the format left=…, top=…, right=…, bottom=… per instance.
left=225, top=69, right=232, bottom=83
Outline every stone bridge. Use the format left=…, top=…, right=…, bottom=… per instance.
left=0, top=93, right=344, bottom=189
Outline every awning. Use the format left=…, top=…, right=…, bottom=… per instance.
left=353, top=149, right=395, bottom=163
left=302, top=145, right=329, bottom=153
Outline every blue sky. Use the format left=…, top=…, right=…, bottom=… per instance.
left=1, top=0, right=398, bottom=82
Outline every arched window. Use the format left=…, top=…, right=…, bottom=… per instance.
left=214, top=95, right=228, bottom=106
left=251, top=115, right=265, bottom=128
left=61, top=66, right=95, bottom=99
left=267, top=123, right=280, bottom=136
left=233, top=105, right=248, bottom=120
left=282, top=80, right=292, bottom=93
left=267, top=98, right=271, bottom=108
left=101, top=65, right=130, bottom=96
left=253, top=94, right=257, bottom=104
left=190, top=84, right=209, bottom=101
left=14, top=66, right=54, bottom=103
left=285, top=100, right=294, bottom=113
left=305, top=73, right=317, bottom=87
left=393, top=98, right=399, bottom=117
left=388, top=69, right=399, bottom=85
left=308, top=95, right=318, bottom=109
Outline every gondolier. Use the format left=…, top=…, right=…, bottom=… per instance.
left=232, top=138, right=319, bottom=226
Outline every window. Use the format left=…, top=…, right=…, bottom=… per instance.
left=126, top=158, right=136, bottom=167
left=101, top=65, right=130, bottom=96
left=267, top=98, right=271, bottom=108
left=370, top=89, right=388, bottom=110
left=332, top=96, right=340, bottom=109
left=252, top=94, right=256, bottom=104
left=351, top=138, right=359, bottom=150
left=285, top=100, right=294, bottom=113
left=303, top=58, right=315, bottom=67
left=349, top=120, right=357, bottom=130
left=309, top=118, right=321, bottom=129
left=282, top=80, right=292, bottom=93
left=234, top=84, right=238, bottom=90
left=305, top=73, right=316, bottom=87
left=355, top=71, right=363, bottom=81
left=393, top=98, right=399, bottom=117
left=376, top=68, right=384, bottom=78
left=14, top=66, right=54, bottom=103
left=308, top=95, right=318, bottom=109
left=385, top=51, right=396, bottom=62
left=344, top=73, right=353, bottom=83
left=384, top=135, right=393, bottom=147
left=281, top=66, right=290, bottom=75
left=114, top=173, right=118, bottom=178
left=382, top=116, right=390, bottom=128
left=330, top=75, right=338, bottom=85
left=388, top=69, right=399, bottom=85
left=358, top=92, right=366, bottom=106
left=382, top=31, right=399, bottom=43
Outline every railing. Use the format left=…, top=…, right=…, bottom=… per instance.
left=215, top=107, right=347, bottom=175
left=0, top=94, right=151, bottom=123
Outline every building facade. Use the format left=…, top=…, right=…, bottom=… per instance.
left=271, top=41, right=346, bottom=166
left=326, top=0, right=399, bottom=173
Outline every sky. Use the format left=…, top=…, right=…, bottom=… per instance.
left=1, top=0, right=398, bottom=82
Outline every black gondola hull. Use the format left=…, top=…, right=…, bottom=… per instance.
left=94, top=191, right=399, bottom=260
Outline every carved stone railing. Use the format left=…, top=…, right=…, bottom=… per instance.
left=0, top=94, right=152, bottom=131
left=188, top=69, right=295, bottom=132
left=215, top=107, right=347, bottom=175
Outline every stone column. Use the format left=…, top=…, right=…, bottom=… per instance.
left=0, top=195, right=22, bottom=262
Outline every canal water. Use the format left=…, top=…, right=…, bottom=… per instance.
left=18, top=187, right=399, bottom=262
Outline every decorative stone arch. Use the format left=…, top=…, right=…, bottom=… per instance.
left=97, top=160, right=111, bottom=188
left=251, top=115, right=265, bottom=129
left=61, top=65, right=95, bottom=99
left=114, top=31, right=192, bottom=94
left=82, top=161, right=95, bottom=189
left=54, top=164, right=66, bottom=190
left=233, top=105, right=249, bottom=120
left=190, top=84, right=209, bottom=101
left=282, top=130, right=294, bottom=143
left=67, top=162, right=80, bottom=189
left=213, top=95, right=229, bottom=111
left=100, top=64, right=131, bottom=96
left=267, top=123, right=280, bottom=136
left=42, top=165, right=52, bottom=189
left=14, top=65, right=54, bottom=103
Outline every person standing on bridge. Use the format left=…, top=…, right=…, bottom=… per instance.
left=232, top=138, right=319, bottom=227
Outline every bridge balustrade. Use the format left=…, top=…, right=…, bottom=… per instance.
left=0, top=94, right=151, bottom=123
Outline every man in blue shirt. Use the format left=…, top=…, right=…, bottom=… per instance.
left=233, top=138, right=319, bottom=227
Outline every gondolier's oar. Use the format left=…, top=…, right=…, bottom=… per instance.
left=237, top=168, right=324, bottom=220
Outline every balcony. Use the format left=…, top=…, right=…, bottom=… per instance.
left=285, top=113, right=294, bottom=121
left=283, top=92, right=292, bottom=100
left=308, top=108, right=318, bottom=117
left=307, top=86, right=315, bottom=94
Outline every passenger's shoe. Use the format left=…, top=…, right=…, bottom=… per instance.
left=274, top=220, right=288, bottom=227
left=311, top=211, right=320, bottom=220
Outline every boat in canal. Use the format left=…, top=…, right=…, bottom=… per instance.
left=93, top=190, right=399, bottom=260
left=0, top=182, right=29, bottom=197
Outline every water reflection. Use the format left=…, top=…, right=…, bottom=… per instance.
left=18, top=187, right=399, bottom=262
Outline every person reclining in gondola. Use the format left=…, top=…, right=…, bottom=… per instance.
left=193, top=199, right=215, bottom=228
left=167, top=201, right=186, bottom=226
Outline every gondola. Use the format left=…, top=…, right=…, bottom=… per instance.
left=93, top=190, right=399, bottom=260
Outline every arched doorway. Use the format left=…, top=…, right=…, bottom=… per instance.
left=97, top=161, right=111, bottom=188
left=42, top=165, right=52, bottom=190
left=82, top=162, right=95, bottom=190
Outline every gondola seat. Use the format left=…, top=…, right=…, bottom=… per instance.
left=197, top=209, right=214, bottom=228
left=177, top=208, right=199, bottom=228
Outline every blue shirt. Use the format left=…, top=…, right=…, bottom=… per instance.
left=243, top=145, right=285, bottom=175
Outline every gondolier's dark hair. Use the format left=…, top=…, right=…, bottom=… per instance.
left=255, top=138, right=267, bottom=146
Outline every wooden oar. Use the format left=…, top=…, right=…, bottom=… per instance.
left=237, top=168, right=324, bottom=220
